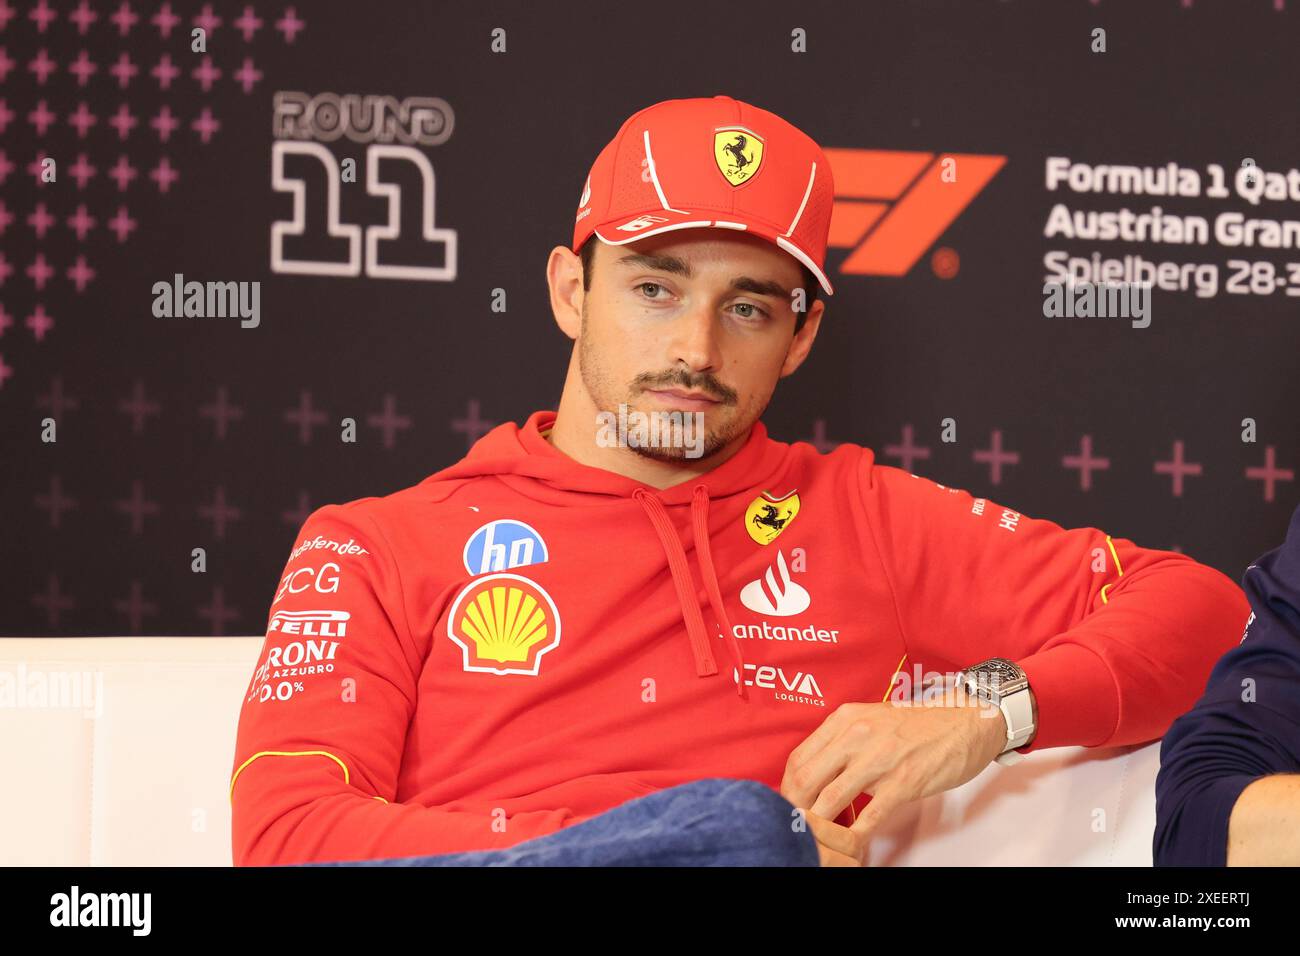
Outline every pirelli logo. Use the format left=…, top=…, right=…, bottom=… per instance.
left=826, top=150, right=1006, bottom=276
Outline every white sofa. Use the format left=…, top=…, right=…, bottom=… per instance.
left=0, top=637, right=1162, bottom=866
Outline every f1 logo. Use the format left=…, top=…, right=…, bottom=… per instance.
left=825, top=150, right=1006, bottom=276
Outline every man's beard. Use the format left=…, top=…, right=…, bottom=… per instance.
left=578, top=308, right=750, bottom=464
left=623, top=419, right=736, bottom=464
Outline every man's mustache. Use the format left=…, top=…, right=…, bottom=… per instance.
left=634, top=372, right=737, bottom=406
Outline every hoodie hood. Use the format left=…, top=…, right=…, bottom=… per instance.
left=423, top=410, right=797, bottom=701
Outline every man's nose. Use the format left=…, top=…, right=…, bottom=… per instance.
left=668, top=301, right=722, bottom=373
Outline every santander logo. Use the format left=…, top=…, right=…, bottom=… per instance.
left=740, top=549, right=810, bottom=617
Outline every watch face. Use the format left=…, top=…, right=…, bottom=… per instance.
left=987, top=659, right=1019, bottom=680
left=971, top=659, right=1028, bottom=696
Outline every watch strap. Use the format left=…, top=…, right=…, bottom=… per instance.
left=962, top=661, right=1036, bottom=765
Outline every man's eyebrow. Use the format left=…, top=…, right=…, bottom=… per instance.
left=616, top=253, right=791, bottom=299
left=617, top=252, right=693, bottom=277
left=730, top=276, right=791, bottom=299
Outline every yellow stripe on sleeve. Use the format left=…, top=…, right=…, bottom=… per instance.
left=229, top=749, right=353, bottom=803
left=1100, top=535, right=1125, bottom=605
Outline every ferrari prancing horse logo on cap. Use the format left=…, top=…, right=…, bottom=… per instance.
left=714, top=127, right=765, bottom=186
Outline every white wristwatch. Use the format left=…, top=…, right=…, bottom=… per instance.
left=960, top=658, right=1037, bottom=767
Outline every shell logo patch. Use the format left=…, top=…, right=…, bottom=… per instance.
left=714, top=127, right=764, bottom=186
left=447, top=573, right=561, bottom=676
left=745, top=489, right=800, bottom=545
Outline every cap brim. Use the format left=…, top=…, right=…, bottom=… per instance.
left=592, top=211, right=834, bottom=296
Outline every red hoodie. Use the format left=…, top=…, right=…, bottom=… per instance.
left=229, top=409, right=1250, bottom=865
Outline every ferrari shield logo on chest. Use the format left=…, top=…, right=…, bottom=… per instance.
left=745, top=489, right=800, bottom=545
left=714, top=127, right=764, bottom=186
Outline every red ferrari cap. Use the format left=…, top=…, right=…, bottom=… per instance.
left=572, top=95, right=835, bottom=295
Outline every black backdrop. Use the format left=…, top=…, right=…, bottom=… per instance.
left=3, top=0, right=1297, bottom=635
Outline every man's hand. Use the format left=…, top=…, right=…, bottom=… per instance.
left=804, top=810, right=867, bottom=866
left=782, top=694, right=1011, bottom=864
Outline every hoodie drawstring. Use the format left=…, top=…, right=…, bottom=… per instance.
left=690, top=485, right=749, bottom=701
left=632, top=485, right=750, bottom=701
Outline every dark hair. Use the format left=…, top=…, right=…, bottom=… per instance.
left=578, top=236, right=818, bottom=334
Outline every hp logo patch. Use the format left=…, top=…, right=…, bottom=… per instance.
left=463, top=520, right=549, bottom=575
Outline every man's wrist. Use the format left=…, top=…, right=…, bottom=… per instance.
left=936, top=673, right=1024, bottom=761
left=976, top=695, right=1009, bottom=758
left=959, top=659, right=1037, bottom=759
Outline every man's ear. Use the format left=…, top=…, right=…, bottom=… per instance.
left=779, top=298, right=825, bottom=378
left=548, top=245, right=584, bottom=340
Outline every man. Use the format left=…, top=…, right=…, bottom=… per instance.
left=230, top=95, right=1249, bottom=867
left=1155, top=503, right=1300, bottom=866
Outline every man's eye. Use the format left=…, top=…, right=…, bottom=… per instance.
left=636, top=282, right=666, bottom=299
left=732, top=302, right=768, bottom=320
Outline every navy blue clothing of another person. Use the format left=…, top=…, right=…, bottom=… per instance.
left=1155, top=504, right=1300, bottom=865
